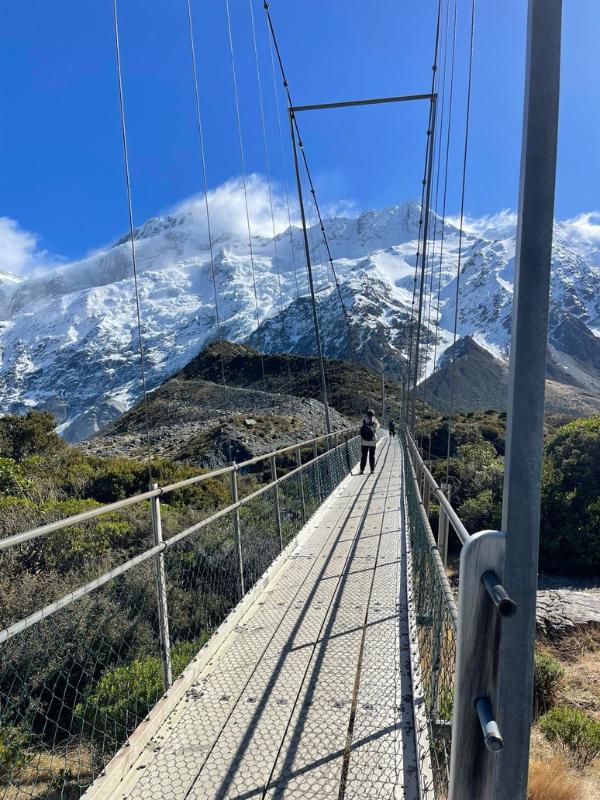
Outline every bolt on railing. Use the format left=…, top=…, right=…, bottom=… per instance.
left=0, top=427, right=361, bottom=799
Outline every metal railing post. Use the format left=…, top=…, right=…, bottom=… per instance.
left=438, top=505, right=449, bottom=566
left=449, top=530, right=514, bottom=800
left=423, top=479, right=431, bottom=515
left=296, top=446, right=307, bottom=523
left=230, top=465, right=245, bottom=599
left=271, top=455, right=283, bottom=551
left=313, top=440, right=323, bottom=501
left=150, top=483, right=172, bottom=690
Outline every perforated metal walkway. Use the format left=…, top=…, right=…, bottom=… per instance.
left=93, top=437, right=419, bottom=799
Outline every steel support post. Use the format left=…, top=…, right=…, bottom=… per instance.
left=296, top=446, right=307, bottom=523
left=151, top=483, right=172, bottom=690
left=449, top=531, right=510, bottom=799
left=271, top=455, right=283, bottom=551
left=380, top=359, right=385, bottom=424
left=230, top=466, right=245, bottom=599
left=423, top=479, right=431, bottom=516
left=438, top=504, right=450, bottom=566
left=313, top=440, right=323, bottom=501
left=495, top=3, right=562, bottom=798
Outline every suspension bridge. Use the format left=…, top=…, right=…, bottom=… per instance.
left=0, top=0, right=564, bottom=799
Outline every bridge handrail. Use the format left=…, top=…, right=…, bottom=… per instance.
left=0, top=426, right=359, bottom=553
left=405, top=430, right=470, bottom=546
left=0, top=424, right=365, bottom=798
left=0, top=429, right=360, bottom=643
left=402, top=429, right=513, bottom=799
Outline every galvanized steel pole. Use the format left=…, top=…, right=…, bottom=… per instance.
left=151, top=484, right=173, bottom=690
left=495, top=2, right=562, bottom=797
left=230, top=466, right=245, bottom=599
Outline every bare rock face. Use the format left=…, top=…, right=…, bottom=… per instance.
left=536, top=588, right=600, bottom=638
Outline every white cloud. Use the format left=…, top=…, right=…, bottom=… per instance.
left=447, top=209, right=518, bottom=240
left=172, top=174, right=298, bottom=240
left=0, top=217, right=48, bottom=275
left=322, top=197, right=360, bottom=218
left=561, top=211, right=600, bottom=244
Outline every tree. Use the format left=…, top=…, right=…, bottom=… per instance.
left=540, top=416, right=600, bottom=574
left=0, top=411, right=65, bottom=462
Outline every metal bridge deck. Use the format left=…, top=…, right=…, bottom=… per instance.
left=96, top=437, right=418, bottom=800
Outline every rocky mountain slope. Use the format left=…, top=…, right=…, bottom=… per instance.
left=83, top=378, right=350, bottom=469
left=80, top=342, right=360, bottom=467
left=179, top=340, right=402, bottom=421
left=2, top=180, right=600, bottom=439
left=420, top=336, right=600, bottom=421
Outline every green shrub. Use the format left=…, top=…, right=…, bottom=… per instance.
left=539, top=705, right=600, bottom=767
left=0, top=411, right=65, bottom=462
left=0, top=458, right=31, bottom=497
left=0, top=726, right=31, bottom=779
left=534, top=652, right=565, bottom=717
left=540, top=416, right=600, bottom=574
left=458, top=488, right=501, bottom=533
left=76, top=639, right=202, bottom=743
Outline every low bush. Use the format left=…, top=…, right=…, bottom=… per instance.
left=534, top=652, right=565, bottom=717
left=76, top=639, right=201, bottom=744
left=0, top=726, right=31, bottom=781
left=458, top=488, right=502, bottom=533
left=539, top=705, right=600, bottom=767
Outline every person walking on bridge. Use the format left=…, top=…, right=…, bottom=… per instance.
left=388, top=419, right=396, bottom=437
left=359, top=409, right=379, bottom=474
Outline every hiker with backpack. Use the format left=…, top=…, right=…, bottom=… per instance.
left=389, top=419, right=396, bottom=437
left=359, top=409, right=379, bottom=474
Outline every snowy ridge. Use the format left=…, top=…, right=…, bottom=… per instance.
left=1, top=180, right=600, bottom=440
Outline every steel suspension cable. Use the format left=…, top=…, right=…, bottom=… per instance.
left=265, top=14, right=312, bottom=393
left=185, top=0, right=226, bottom=387
left=445, top=0, right=477, bottom=486
left=264, top=1, right=362, bottom=413
left=224, top=0, right=267, bottom=392
left=248, top=0, right=293, bottom=392
left=112, top=0, right=154, bottom=483
left=422, top=0, right=453, bottom=461
left=427, top=0, right=459, bottom=467
left=407, top=0, right=443, bottom=430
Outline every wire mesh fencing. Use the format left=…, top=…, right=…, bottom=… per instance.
left=0, top=431, right=359, bottom=799
left=403, top=433, right=459, bottom=799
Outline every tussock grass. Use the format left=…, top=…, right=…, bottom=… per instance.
left=528, top=758, right=585, bottom=800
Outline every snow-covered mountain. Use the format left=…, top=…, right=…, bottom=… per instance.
left=2, top=178, right=600, bottom=440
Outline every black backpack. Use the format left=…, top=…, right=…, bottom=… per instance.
left=360, top=419, right=375, bottom=441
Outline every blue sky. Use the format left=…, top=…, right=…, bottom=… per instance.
left=0, top=0, right=598, bottom=267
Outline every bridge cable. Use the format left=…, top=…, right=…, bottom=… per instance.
left=185, top=0, right=226, bottom=388
left=421, top=0, right=454, bottom=462
left=264, top=1, right=364, bottom=418
left=112, top=0, right=154, bottom=484
left=444, top=0, right=477, bottom=487
left=427, top=0, right=459, bottom=467
left=404, top=0, right=444, bottom=429
left=265, top=10, right=312, bottom=394
left=406, top=0, right=443, bottom=430
left=248, top=0, right=294, bottom=393
left=224, top=0, right=268, bottom=393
